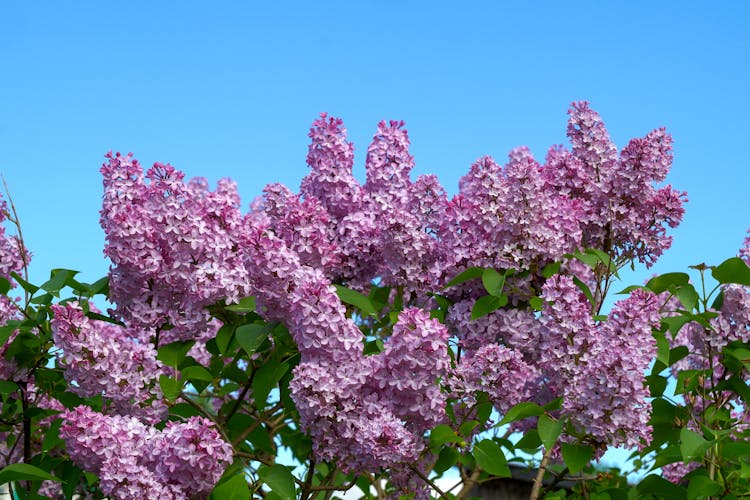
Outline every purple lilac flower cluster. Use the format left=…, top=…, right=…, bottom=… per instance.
left=100, top=153, right=251, bottom=344
left=88, top=103, right=681, bottom=480
left=0, top=194, right=29, bottom=380
left=60, top=406, right=232, bottom=500
left=50, top=303, right=167, bottom=423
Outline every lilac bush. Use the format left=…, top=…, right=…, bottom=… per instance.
left=1, top=101, right=748, bottom=499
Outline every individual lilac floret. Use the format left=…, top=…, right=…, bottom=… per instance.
left=60, top=406, right=232, bottom=500
left=51, top=303, right=167, bottom=423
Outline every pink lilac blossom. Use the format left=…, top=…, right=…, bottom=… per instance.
left=60, top=406, right=232, bottom=500
left=539, top=277, right=659, bottom=448
left=51, top=303, right=167, bottom=423
left=451, top=344, right=537, bottom=415
left=300, top=113, right=361, bottom=220
left=0, top=195, right=28, bottom=380
left=560, top=101, right=687, bottom=267
left=100, top=152, right=251, bottom=344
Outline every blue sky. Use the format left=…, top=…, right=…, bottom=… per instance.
left=1, top=1, right=748, bottom=293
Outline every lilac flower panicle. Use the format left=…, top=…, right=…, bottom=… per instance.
left=83, top=104, right=685, bottom=488
left=60, top=406, right=231, bottom=499
left=100, top=152, right=251, bottom=345
left=51, top=303, right=167, bottom=423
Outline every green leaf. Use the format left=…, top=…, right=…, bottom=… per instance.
left=471, top=294, right=506, bottom=320
left=88, top=276, right=109, bottom=296
left=210, top=473, right=249, bottom=500
left=430, top=424, right=463, bottom=450
left=258, top=464, right=296, bottom=500
left=538, top=415, right=563, bottom=450
left=10, top=271, right=39, bottom=295
left=710, top=290, right=724, bottom=310
left=498, top=402, right=544, bottom=426
left=515, top=429, right=542, bottom=451
left=235, top=323, right=271, bottom=357
left=637, top=474, right=686, bottom=499
left=529, top=296, right=544, bottom=310
left=181, top=365, right=214, bottom=382
left=482, top=268, right=505, bottom=297
left=334, top=285, right=377, bottom=316
left=473, top=439, right=511, bottom=477
left=721, top=441, right=750, bottom=460
left=650, top=398, right=677, bottom=426
left=433, top=447, right=460, bottom=474
left=680, top=428, right=712, bottom=461
left=0, top=463, right=61, bottom=484
left=159, top=375, right=182, bottom=402
left=253, top=361, right=289, bottom=407
left=572, top=276, right=594, bottom=306
left=0, top=380, right=19, bottom=397
left=676, top=285, right=699, bottom=310
left=669, top=346, right=690, bottom=366
left=445, top=267, right=484, bottom=288
left=712, top=257, right=750, bottom=286
left=586, top=248, right=616, bottom=273
left=225, top=296, right=256, bottom=313
left=725, top=346, right=750, bottom=371
left=0, top=320, right=20, bottom=347
left=215, top=325, right=234, bottom=356
left=541, top=262, right=561, bottom=279
left=42, top=418, right=64, bottom=452
left=84, top=311, right=124, bottom=326
left=662, top=315, right=692, bottom=337
left=459, top=420, right=479, bottom=437
left=565, top=251, right=599, bottom=269
left=40, top=269, right=72, bottom=294
left=0, top=276, right=10, bottom=295
left=363, top=338, right=385, bottom=355
left=687, top=474, right=722, bottom=500
left=561, top=443, right=593, bottom=474
left=646, top=273, right=690, bottom=294
left=157, top=340, right=196, bottom=368
left=646, top=375, right=668, bottom=397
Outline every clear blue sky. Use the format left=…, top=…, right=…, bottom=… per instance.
left=1, top=1, right=748, bottom=291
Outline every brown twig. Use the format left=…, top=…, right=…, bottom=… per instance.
left=410, top=465, right=451, bottom=500
left=530, top=444, right=555, bottom=500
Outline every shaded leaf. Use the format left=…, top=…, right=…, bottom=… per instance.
left=561, top=443, right=593, bottom=474
left=445, top=267, right=484, bottom=288
left=334, top=285, right=377, bottom=316
left=712, top=257, right=750, bottom=286
left=498, top=402, right=544, bottom=426
left=473, top=439, right=511, bottom=477
left=0, top=463, right=61, bottom=484
left=236, top=324, right=271, bottom=357
left=258, top=464, right=295, bottom=500
left=210, top=473, right=249, bottom=500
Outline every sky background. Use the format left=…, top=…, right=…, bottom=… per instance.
left=1, top=0, right=748, bottom=481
